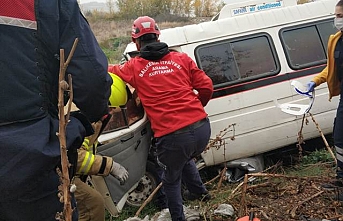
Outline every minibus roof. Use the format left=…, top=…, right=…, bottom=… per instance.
left=213, top=0, right=297, bottom=20
left=159, top=0, right=336, bottom=47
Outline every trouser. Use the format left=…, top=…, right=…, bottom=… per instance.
left=156, top=117, right=211, bottom=221
left=154, top=160, right=206, bottom=211
left=74, top=177, right=105, bottom=221
left=334, top=89, right=343, bottom=179
left=154, top=165, right=168, bottom=210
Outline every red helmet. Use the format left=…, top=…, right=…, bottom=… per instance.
left=131, top=16, right=160, bottom=39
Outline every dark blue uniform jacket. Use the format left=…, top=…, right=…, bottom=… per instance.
left=0, top=1, right=111, bottom=217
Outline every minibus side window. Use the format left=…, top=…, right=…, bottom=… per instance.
left=231, top=36, right=277, bottom=79
left=196, top=34, right=279, bottom=87
left=282, top=26, right=326, bottom=68
left=280, top=19, right=336, bottom=70
left=197, top=42, right=239, bottom=85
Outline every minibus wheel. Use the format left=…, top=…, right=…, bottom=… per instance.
left=126, top=160, right=158, bottom=207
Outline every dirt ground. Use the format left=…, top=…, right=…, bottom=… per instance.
left=201, top=164, right=343, bottom=221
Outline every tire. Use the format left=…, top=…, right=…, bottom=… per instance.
left=126, top=160, right=158, bottom=207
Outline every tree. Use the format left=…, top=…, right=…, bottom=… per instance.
left=183, top=0, right=193, bottom=17
left=107, top=0, right=115, bottom=14
left=193, top=0, right=222, bottom=17
left=202, top=0, right=222, bottom=17
left=148, top=0, right=171, bottom=17
left=193, top=0, right=202, bottom=17
left=170, top=0, right=182, bottom=15
left=116, top=0, right=222, bottom=19
left=116, top=0, right=140, bottom=19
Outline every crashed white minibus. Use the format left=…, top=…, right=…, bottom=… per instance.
left=95, top=0, right=340, bottom=215
left=158, top=0, right=339, bottom=166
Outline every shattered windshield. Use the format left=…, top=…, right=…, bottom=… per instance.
left=102, top=89, right=144, bottom=133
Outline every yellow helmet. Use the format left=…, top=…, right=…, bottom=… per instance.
left=108, top=72, right=128, bottom=107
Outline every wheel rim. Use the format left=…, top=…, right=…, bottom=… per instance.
left=126, top=171, right=156, bottom=207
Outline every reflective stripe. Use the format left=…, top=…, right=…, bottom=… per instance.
left=336, top=145, right=343, bottom=155
left=336, top=153, right=343, bottom=164
left=78, top=152, right=95, bottom=174
left=82, top=138, right=90, bottom=151
left=0, top=15, right=37, bottom=30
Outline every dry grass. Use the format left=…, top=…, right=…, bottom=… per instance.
left=89, top=20, right=132, bottom=43
left=87, top=18, right=210, bottom=63
left=89, top=18, right=211, bottom=44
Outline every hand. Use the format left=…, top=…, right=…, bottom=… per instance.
left=307, top=81, right=316, bottom=92
left=110, top=161, right=129, bottom=185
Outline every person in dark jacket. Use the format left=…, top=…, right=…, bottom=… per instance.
left=0, top=1, right=112, bottom=220
left=305, top=0, right=343, bottom=198
left=109, top=16, right=213, bottom=221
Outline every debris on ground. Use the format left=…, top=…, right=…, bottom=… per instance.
left=123, top=206, right=201, bottom=221
left=201, top=162, right=343, bottom=221
left=214, top=204, right=235, bottom=216
left=123, top=156, right=343, bottom=221
left=123, top=215, right=149, bottom=221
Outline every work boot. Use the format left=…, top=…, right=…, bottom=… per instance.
left=184, top=206, right=200, bottom=221
left=321, top=179, right=343, bottom=190
left=333, top=189, right=343, bottom=202
left=183, top=190, right=211, bottom=202
left=155, top=208, right=172, bottom=221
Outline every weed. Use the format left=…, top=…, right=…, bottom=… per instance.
left=301, top=149, right=334, bottom=165
left=105, top=203, right=159, bottom=221
left=99, top=36, right=131, bottom=63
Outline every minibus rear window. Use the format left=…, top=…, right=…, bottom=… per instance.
left=195, top=34, right=279, bottom=87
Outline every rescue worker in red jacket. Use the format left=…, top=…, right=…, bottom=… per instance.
left=74, top=73, right=129, bottom=221
left=0, top=1, right=112, bottom=220
left=108, top=16, right=214, bottom=221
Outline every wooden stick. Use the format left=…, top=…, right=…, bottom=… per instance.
left=328, top=215, right=343, bottom=220
left=226, top=164, right=287, bottom=200
left=63, top=38, right=78, bottom=127
left=228, top=181, right=244, bottom=200
left=260, top=210, right=272, bottom=221
left=135, top=182, right=163, bottom=218
left=204, top=173, right=220, bottom=185
left=238, top=174, right=249, bottom=217
left=246, top=181, right=273, bottom=190
left=57, top=48, right=72, bottom=221
left=65, top=39, right=79, bottom=66
left=247, top=172, right=327, bottom=180
left=309, top=113, right=337, bottom=165
left=290, top=190, right=324, bottom=218
left=202, top=207, right=208, bottom=221
left=56, top=38, right=78, bottom=221
left=217, top=166, right=227, bottom=190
